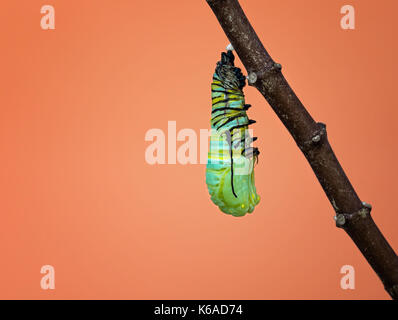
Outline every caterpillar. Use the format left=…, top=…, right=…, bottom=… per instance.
left=206, top=50, right=260, bottom=217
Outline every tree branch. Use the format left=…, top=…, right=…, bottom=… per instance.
left=206, top=0, right=398, bottom=299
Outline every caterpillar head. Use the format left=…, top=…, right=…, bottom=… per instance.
left=215, top=50, right=246, bottom=90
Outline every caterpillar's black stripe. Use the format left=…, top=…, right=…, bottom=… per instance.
left=212, top=112, right=245, bottom=126
left=221, top=120, right=257, bottom=133
left=215, top=115, right=246, bottom=131
left=211, top=89, right=244, bottom=97
left=212, top=98, right=242, bottom=107
left=211, top=87, right=245, bottom=97
left=224, top=131, right=238, bottom=198
left=211, top=104, right=250, bottom=114
left=212, top=107, right=245, bottom=114
left=211, top=84, right=235, bottom=90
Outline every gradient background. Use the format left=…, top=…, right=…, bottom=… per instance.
left=0, top=0, right=397, bottom=299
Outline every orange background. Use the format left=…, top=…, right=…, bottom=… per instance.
left=0, top=0, right=397, bottom=299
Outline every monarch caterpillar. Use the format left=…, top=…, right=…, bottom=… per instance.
left=206, top=50, right=260, bottom=217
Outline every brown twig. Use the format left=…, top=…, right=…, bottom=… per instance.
left=206, top=0, right=398, bottom=299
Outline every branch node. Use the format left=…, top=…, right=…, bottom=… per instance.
left=312, top=135, right=321, bottom=143
left=271, top=62, right=282, bottom=72
left=300, top=122, right=327, bottom=152
left=247, top=72, right=257, bottom=85
left=226, top=43, right=234, bottom=51
left=362, top=201, right=372, bottom=210
left=310, top=122, right=326, bottom=144
left=335, top=204, right=372, bottom=228
left=335, top=214, right=346, bottom=228
left=358, top=202, right=372, bottom=218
